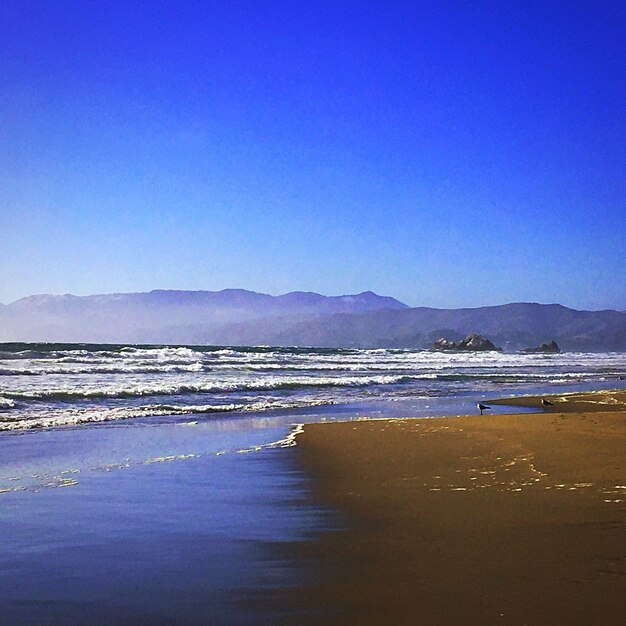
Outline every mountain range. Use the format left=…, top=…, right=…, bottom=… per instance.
left=1, top=289, right=625, bottom=351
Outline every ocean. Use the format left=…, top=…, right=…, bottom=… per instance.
left=2, top=342, right=625, bottom=432
left=1, top=343, right=624, bottom=623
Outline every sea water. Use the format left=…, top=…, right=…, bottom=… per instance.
left=1, top=343, right=624, bottom=431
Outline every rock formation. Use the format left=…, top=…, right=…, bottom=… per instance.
left=522, top=340, right=560, bottom=353
left=432, top=334, right=501, bottom=352
left=431, top=337, right=458, bottom=350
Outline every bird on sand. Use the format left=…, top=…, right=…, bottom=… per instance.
left=541, top=398, right=555, bottom=406
left=477, top=403, right=491, bottom=415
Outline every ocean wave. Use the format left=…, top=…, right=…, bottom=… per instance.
left=433, top=371, right=599, bottom=381
left=0, top=397, right=16, bottom=411
left=2, top=361, right=615, bottom=379
left=1, top=343, right=624, bottom=433
left=2, top=345, right=623, bottom=368
left=0, top=398, right=337, bottom=431
left=0, top=363, right=206, bottom=376
left=0, top=374, right=419, bottom=402
left=0, top=350, right=51, bottom=360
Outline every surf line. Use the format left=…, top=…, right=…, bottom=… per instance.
left=1, top=423, right=308, bottom=494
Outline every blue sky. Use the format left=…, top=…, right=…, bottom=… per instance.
left=1, top=1, right=624, bottom=309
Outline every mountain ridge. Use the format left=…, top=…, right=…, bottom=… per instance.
left=0, top=288, right=407, bottom=343
left=6, top=288, right=407, bottom=308
left=1, top=290, right=625, bottom=351
left=194, top=302, right=626, bottom=351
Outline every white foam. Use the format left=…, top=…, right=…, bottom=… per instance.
left=267, top=423, right=305, bottom=448
left=2, top=344, right=625, bottom=431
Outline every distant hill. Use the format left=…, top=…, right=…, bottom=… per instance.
left=0, top=289, right=407, bottom=343
left=1, top=291, right=625, bottom=351
left=199, top=302, right=626, bottom=351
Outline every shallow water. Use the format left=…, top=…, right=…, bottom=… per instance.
left=1, top=447, right=323, bottom=624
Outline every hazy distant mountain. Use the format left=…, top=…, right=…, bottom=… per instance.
left=1, top=291, right=625, bottom=351
left=0, top=289, right=407, bottom=343
left=198, top=302, right=626, bottom=351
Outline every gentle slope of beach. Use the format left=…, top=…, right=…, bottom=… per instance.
left=289, top=390, right=626, bottom=624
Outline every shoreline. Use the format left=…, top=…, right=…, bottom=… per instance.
left=489, top=388, right=626, bottom=412
left=287, top=390, right=626, bottom=624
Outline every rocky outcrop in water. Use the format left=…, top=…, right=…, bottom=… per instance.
left=432, top=334, right=501, bottom=352
left=432, top=337, right=458, bottom=350
left=522, top=340, right=560, bottom=353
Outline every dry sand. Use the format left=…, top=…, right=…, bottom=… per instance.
left=287, top=390, right=626, bottom=625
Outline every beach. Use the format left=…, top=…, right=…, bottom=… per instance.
left=289, top=390, right=626, bottom=624
left=1, top=344, right=624, bottom=624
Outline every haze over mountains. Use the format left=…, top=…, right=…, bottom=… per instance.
left=1, top=289, right=625, bottom=351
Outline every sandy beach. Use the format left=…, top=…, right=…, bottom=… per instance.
left=289, top=390, right=626, bottom=625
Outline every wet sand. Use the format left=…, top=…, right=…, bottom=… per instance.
left=490, top=388, right=626, bottom=413
left=289, top=390, right=626, bottom=624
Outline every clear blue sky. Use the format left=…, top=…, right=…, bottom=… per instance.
left=1, top=1, right=624, bottom=309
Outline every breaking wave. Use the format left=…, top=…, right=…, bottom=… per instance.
left=1, top=374, right=417, bottom=402
left=1, top=342, right=624, bottom=431
left=0, top=399, right=336, bottom=431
